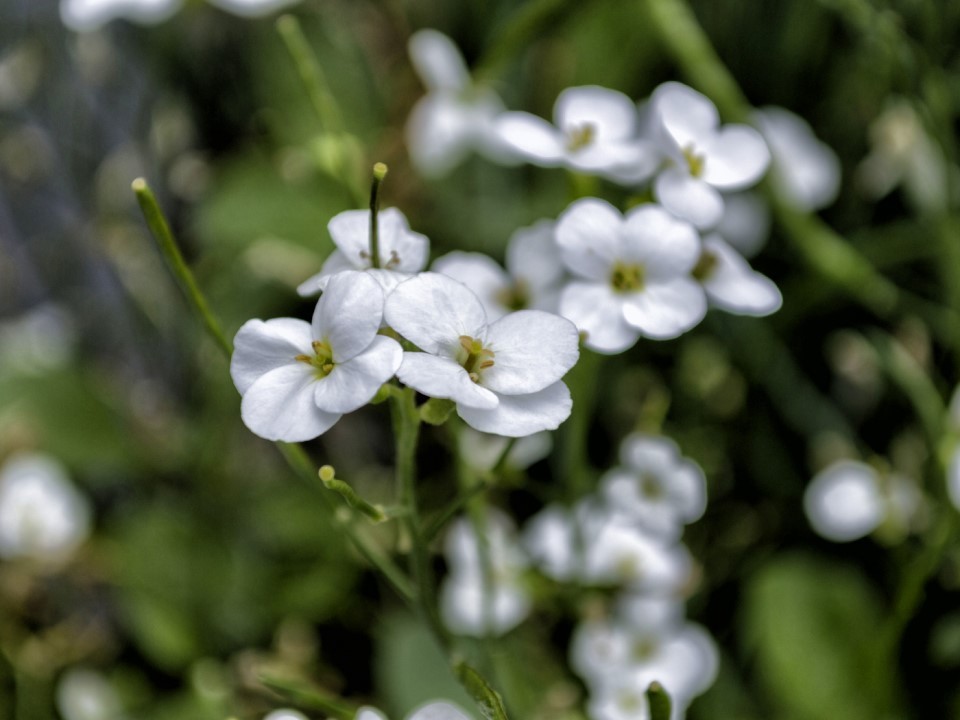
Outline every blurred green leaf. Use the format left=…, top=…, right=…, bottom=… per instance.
left=742, top=553, right=900, bottom=720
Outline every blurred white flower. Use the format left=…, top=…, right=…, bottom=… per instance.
left=440, top=513, right=531, bottom=637
left=60, top=0, right=298, bottom=30
left=432, top=220, right=564, bottom=320
left=947, top=445, right=960, bottom=512
left=650, top=82, right=769, bottom=229
left=457, top=427, right=551, bottom=473
left=715, top=191, right=770, bottom=258
left=264, top=711, right=309, bottom=720
left=385, top=273, right=579, bottom=437
left=600, top=434, right=707, bottom=539
left=855, top=98, right=949, bottom=214
left=522, top=503, right=578, bottom=581
left=580, top=520, right=692, bottom=592
left=555, top=198, right=706, bottom=353
left=56, top=668, right=124, bottom=720
left=0, top=453, right=91, bottom=562
left=231, top=271, right=402, bottom=442
left=693, top=234, right=782, bottom=317
left=753, top=106, right=841, bottom=212
left=406, top=30, right=513, bottom=177
left=298, top=208, right=430, bottom=296
left=357, top=702, right=472, bottom=720
left=803, top=459, right=920, bottom=542
left=496, top=86, right=659, bottom=184
left=0, top=304, right=77, bottom=375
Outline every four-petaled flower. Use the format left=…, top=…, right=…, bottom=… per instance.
left=556, top=198, right=706, bottom=353
left=297, top=208, right=429, bottom=296
left=384, top=272, right=580, bottom=437
left=232, top=271, right=402, bottom=442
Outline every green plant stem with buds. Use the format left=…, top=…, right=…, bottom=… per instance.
left=275, top=14, right=344, bottom=133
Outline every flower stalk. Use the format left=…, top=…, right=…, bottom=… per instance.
left=369, top=162, right=389, bottom=269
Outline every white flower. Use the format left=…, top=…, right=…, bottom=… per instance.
left=440, top=512, right=531, bottom=637
left=56, top=668, right=125, bottom=720
left=715, top=191, right=770, bottom=258
left=264, top=712, right=308, bottom=720
left=496, top=86, right=659, bottom=184
left=522, top=503, right=578, bottom=581
left=580, top=521, right=692, bottom=592
left=948, top=446, right=960, bottom=512
left=650, top=81, right=769, bottom=229
left=208, top=0, right=299, bottom=17
left=555, top=198, right=706, bottom=353
left=357, top=702, right=472, bottom=720
left=297, top=208, right=429, bottom=296
left=457, top=428, right=552, bottom=473
left=693, top=234, right=782, bottom=317
left=753, top=106, right=841, bottom=212
left=803, top=460, right=920, bottom=542
left=600, top=434, right=707, bottom=540
left=406, top=30, right=513, bottom=177
left=0, top=452, right=91, bottom=562
left=231, top=271, right=402, bottom=442
left=60, top=0, right=180, bottom=31
left=432, top=220, right=564, bottom=320
left=384, top=272, right=580, bottom=437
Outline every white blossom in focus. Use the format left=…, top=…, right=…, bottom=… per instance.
left=385, top=272, right=579, bottom=437
left=432, top=220, right=564, bottom=320
left=555, top=198, right=706, bottom=353
left=693, top=234, right=782, bottom=317
left=803, top=459, right=920, bottom=542
left=406, top=30, right=513, bottom=177
left=650, top=82, right=770, bottom=229
left=357, top=702, right=472, bottom=720
left=440, top=513, right=531, bottom=637
left=231, top=271, right=402, bottom=442
left=496, top=86, right=660, bottom=184
left=600, top=433, right=707, bottom=539
left=297, top=208, right=429, bottom=296
left=753, top=106, right=841, bottom=212
left=0, top=453, right=91, bottom=562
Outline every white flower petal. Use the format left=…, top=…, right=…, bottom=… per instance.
left=457, top=381, right=572, bottom=437
left=559, top=281, right=639, bottom=354
left=377, top=207, right=430, bottom=273
left=702, top=125, right=770, bottom=190
left=949, top=447, right=960, bottom=512
left=554, top=85, right=638, bottom=142
left=716, top=191, right=770, bottom=258
left=397, top=352, right=498, bottom=409
left=700, top=235, right=782, bottom=316
left=408, top=29, right=470, bottom=93
left=407, top=95, right=478, bottom=177
left=60, top=0, right=180, bottom=31
left=440, top=574, right=531, bottom=637
left=432, top=251, right=511, bottom=320
left=296, top=251, right=354, bottom=296
left=555, top=198, right=623, bottom=281
left=621, top=278, right=706, bottom=339
left=622, top=204, right=701, bottom=277
left=355, top=708, right=388, bottom=720
left=327, top=210, right=372, bottom=268
left=505, top=219, right=564, bottom=292
left=313, top=336, right=402, bottom=413
left=312, top=271, right=384, bottom=362
left=804, top=460, right=884, bottom=542
left=495, top=112, right=566, bottom=164
left=240, top=364, right=341, bottom=442
left=231, top=317, right=313, bottom=394
left=208, top=0, right=299, bottom=17
left=481, top=310, right=579, bottom=394
left=652, top=81, right=719, bottom=148
left=384, top=272, right=488, bottom=355
left=655, top=167, right=724, bottom=229
left=522, top=504, right=577, bottom=581
left=408, top=701, right=474, bottom=720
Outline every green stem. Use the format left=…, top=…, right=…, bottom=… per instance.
left=391, top=388, right=452, bottom=652
left=642, top=0, right=900, bottom=319
left=557, top=346, right=600, bottom=500
left=276, top=14, right=343, bottom=132
left=132, top=178, right=232, bottom=357
left=369, top=163, right=388, bottom=269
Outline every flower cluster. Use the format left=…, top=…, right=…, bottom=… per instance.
left=231, top=210, right=580, bottom=440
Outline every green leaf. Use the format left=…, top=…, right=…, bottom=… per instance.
left=742, top=552, right=901, bottom=720
left=454, top=660, right=509, bottom=720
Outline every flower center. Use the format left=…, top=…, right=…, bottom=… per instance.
left=610, top=261, right=645, bottom=293
left=638, top=472, right=663, bottom=500
left=357, top=249, right=402, bottom=270
left=295, top=339, right=335, bottom=379
left=691, top=250, right=719, bottom=281
left=617, top=691, right=644, bottom=713
left=682, top=143, right=706, bottom=177
left=457, top=335, right=496, bottom=383
left=631, top=637, right=657, bottom=662
left=494, top=279, right=530, bottom=311
left=567, top=123, right=596, bottom=152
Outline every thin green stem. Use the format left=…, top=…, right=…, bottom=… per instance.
left=276, top=14, right=343, bottom=132
left=369, top=163, right=388, bottom=269
left=132, top=178, right=232, bottom=357
left=424, top=478, right=491, bottom=543
left=391, top=389, right=452, bottom=653
left=557, top=346, right=600, bottom=500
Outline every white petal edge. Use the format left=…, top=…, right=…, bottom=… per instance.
left=312, top=336, right=402, bottom=413
left=457, top=381, right=572, bottom=437
left=397, top=352, right=498, bottom=410
left=312, top=271, right=384, bottom=362
left=231, top=317, right=313, bottom=394
left=240, top=364, right=341, bottom=442
left=481, top=310, right=580, bottom=394
left=621, top=278, right=707, bottom=340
